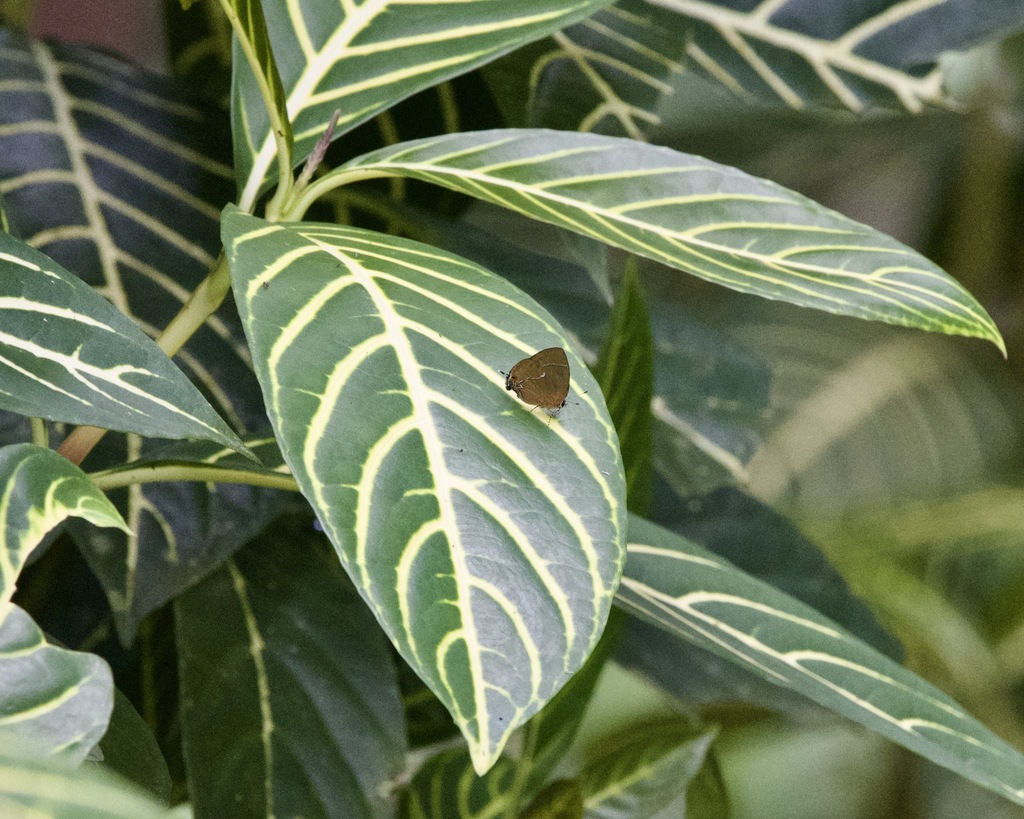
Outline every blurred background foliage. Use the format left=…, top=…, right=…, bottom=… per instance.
left=9, top=1, right=1024, bottom=815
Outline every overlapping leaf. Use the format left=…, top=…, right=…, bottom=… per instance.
left=176, top=528, right=406, bottom=819
left=333, top=130, right=1004, bottom=351
left=0, top=33, right=284, bottom=640
left=69, top=432, right=298, bottom=640
left=577, top=719, right=716, bottom=816
left=447, top=213, right=769, bottom=493
left=232, top=0, right=616, bottom=205
left=222, top=206, right=626, bottom=772
left=616, top=515, right=1024, bottom=807
left=0, top=746, right=171, bottom=818
left=485, top=0, right=685, bottom=139
left=0, top=444, right=126, bottom=761
left=726, top=306, right=1016, bottom=515
left=401, top=747, right=516, bottom=818
left=656, top=0, right=1024, bottom=112
left=0, top=232, right=242, bottom=448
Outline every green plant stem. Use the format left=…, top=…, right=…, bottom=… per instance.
left=156, top=253, right=233, bottom=358
left=217, top=0, right=293, bottom=215
left=281, top=168, right=396, bottom=221
left=29, top=417, right=48, bottom=448
left=90, top=462, right=300, bottom=493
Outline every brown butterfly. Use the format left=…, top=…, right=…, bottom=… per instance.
left=503, top=347, right=570, bottom=415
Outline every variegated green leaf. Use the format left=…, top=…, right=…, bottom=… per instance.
left=223, top=0, right=292, bottom=172
left=70, top=432, right=297, bottom=640
left=577, top=718, right=717, bottom=817
left=659, top=0, right=1024, bottom=112
left=485, top=0, right=685, bottom=139
left=0, top=226, right=245, bottom=449
left=0, top=33, right=281, bottom=638
left=98, top=689, right=172, bottom=803
left=222, top=206, right=626, bottom=773
left=401, top=747, right=516, bottom=818
left=329, top=130, right=1004, bottom=351
left=0, top=606, right=112, bottom=764
left=616, top=515, right=1024, bottom=807
left=0, top=444, right=127, bottom=761
left=428, top=212, right=769, bottom=493
left=233, top=0, right=616, bottom=206
left=0, top=746, right=171, bottom=818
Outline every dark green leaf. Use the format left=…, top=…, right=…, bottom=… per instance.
left=0, top=232, right=244, bottom=449
left=0, top=34, right=290, bottom=640
left=523, top=611, right=623, bottom=797
left=0, top=444, right=126, bottom=761
left=593, top=265, right=654, bottom=515
left=97, top=688, right=172, bottom=804
left=519, top=779, right=585, bottom=818
left=686, top=754, right=730, bottom=819
left=70, top=432, right=297, bottom=642
left=485, top=0, right=685, bottom=139
left=674, top=0, right=1024, bottom=112
left=176, top=526, right=406, bottom=819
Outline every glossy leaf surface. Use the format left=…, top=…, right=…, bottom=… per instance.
left=223, top=207, right=626, bottom=772
left=336, top=130, right=1004, bottom=351
left=233, top=0, right=616, bottom=205
left=0, top=33, right=282, bottom=638
left=0, top=232, right=243, bottom=448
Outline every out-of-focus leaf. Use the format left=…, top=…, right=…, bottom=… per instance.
left=577, top=717, right=717, bottom=817
left=659, top=0, right=1024, bottom=112
left=485, top=0, right=685, bottom=139
left=400, top=747, right=515, bottom=819
left=520, top=779, right=585, bottom=818
left=652, top=483, right=903, bottom=661
left=0, top=744, right=171, bottom=818
left=686, top=754, right=730, bottom=819
left=594, top=266, right=655, bottom=514
left=176, top=525, right=406, bottom=819
left=97, top=688, right=172, bottom=803
left=727, top=305, right=1018, bottom=515
left=616, top=515, right=1024, bottom=808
